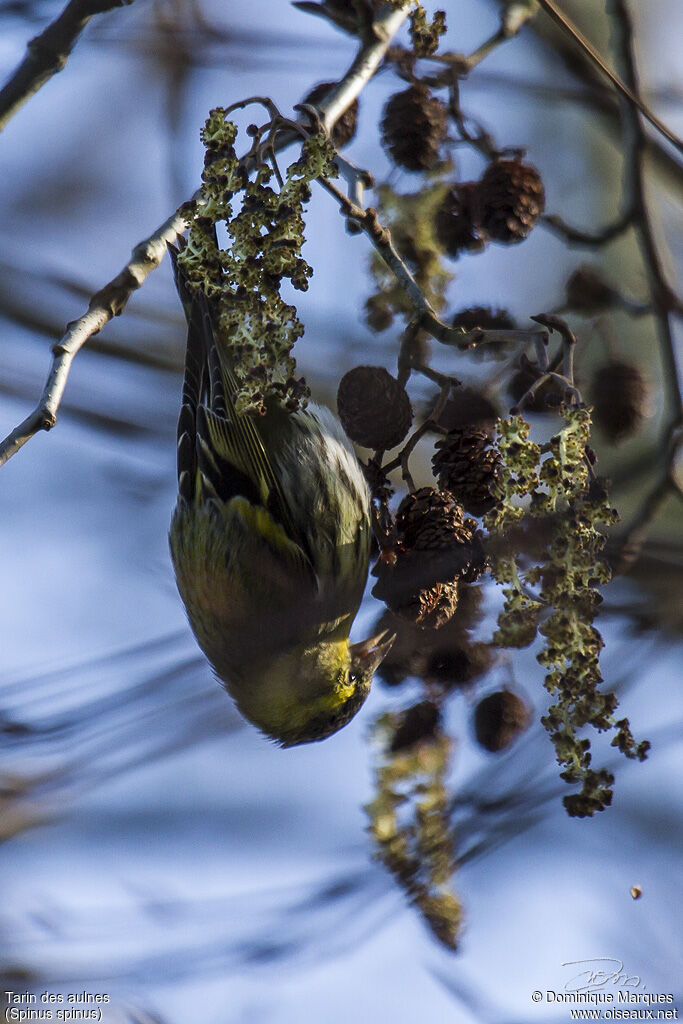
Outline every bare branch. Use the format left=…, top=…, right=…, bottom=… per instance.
left=0, top=206, right=189, bottom=467
left=0, top=1, right=413, bottom=467
left=0, top=0, right=134, bottom=133
left=317, top=174, right=546, bottom=350
left=541, top=211, right=633, bottom=247
left=534, top=0, right=683, bottom=155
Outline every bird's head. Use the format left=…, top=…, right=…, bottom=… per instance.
left=230, top=630, right=395, bottom=746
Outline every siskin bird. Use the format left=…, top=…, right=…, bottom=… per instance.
left=168, top=246, right=393, bottom=745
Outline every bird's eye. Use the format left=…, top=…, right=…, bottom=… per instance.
left=349, top=671, right=358, bottom=684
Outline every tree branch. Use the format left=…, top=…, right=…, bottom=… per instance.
left=533, top=0, right=683, bottom=156
left=0, top=0, right=413, bottom=468
left=0, top=0, right=134, bottom=133
left=541, top=211, right=633, bottom=247
left=316, top=3, right=412, bottom=132
left=607, top=0, right=683, bottom=566
left=0, top=206, right=189, bottom=467
left=317, top=174, right=546, bottom=350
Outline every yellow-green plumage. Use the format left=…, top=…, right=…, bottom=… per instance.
left=168, top=246, right=391, bottom=745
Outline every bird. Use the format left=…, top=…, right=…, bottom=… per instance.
left=168, top=245, right=393, bottom=746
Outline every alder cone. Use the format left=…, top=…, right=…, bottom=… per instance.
left=303, top=81, right=358, bottom=148
left=337, top=365, right=412, bottom=450
left=365, top=294, right=394, bottom=332
left=451, top=306, right=516, bottom=332
left=388, top=701, right=442, bottom=753
left=478, top=158, right=545, bottom=243
left=474, top=690, right=530, bottom=752
left=425, top=640, right=493, bottom=689
left=429, top=387, right=499, bottom=438
left=395, top=487, right=478, bottom=552
left=372, top=561, right=461, bottom=629
left=432, top=427, right=503, bottom=515
left=565, top=265, right=617, bottom=315
left=434, top=183, right=487, bottom=257
left=372, top=488, right=486, bottom=628
left=590, top=360, right=647, bottom=442
left=381, top=84, right=447, bottom=172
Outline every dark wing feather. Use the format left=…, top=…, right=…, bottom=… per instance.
left=168, top=244, right=301, bottom=545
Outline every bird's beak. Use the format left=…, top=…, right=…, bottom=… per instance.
left=350, top=629, right=396, bottom=675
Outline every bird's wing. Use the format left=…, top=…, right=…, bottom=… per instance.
left=169, top=244, right=312, bottom=578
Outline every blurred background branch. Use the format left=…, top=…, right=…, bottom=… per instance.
left=0, top=0, right=135, bottom=131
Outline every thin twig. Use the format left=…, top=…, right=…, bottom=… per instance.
left=0, top=206, right=190, bottom=467
left=418, top=0, right=539, bottom=78
left=541, top=211, right=633, bottom=247
left=317, top=174, right=546, bottom=351
left=0, top=1, right=413, bottom=468
left=606, top=0, right=683, bottom=568
left=534, top=0, right=683, bottom=155
left=0, top=0, right=134, bottom=133
left=383, top=383, right=452, bottom=490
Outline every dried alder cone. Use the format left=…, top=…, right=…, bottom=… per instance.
left=337, top=365, right=412, bottom=450
left=590, top=359, right=647, bottom=443
left=429, top=387, right=500, bottom=437
left=434, top=182, right=487, bottom=257
left=372, top=488, right=485, bottom=629
left=373, top=584, right=490, bottom=689
left=451, top=306, right=516, bottom=332
left=380, top=83, right=448, bottom=172
left=388, top=700, right=441, bottom=753
left=396, top=486, right=479, bottom=551
left=478, top=158, right=545, bottom=243
left=432, top=426, right=503, bottom=516
left=565, top=265, right=618, bottom=315
left=452, top=307, right=518, bottom=361
left=435, top=157, right=545, bottom=257
left=474, top=690, right=530, bottom=752
left=303, top=81, right=358, bottom=148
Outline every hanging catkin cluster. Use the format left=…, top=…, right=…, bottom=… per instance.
left=178, top=108, right=337, bottom=416
left=484, top=409, right=650, bottom=816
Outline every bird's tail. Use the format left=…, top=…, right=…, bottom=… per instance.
left=168, top=243, right=295, bottom=533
